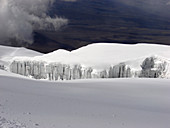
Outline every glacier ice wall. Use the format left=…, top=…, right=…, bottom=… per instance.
left=9, top=56, right=170, bottom=80
left=10, top=61, right=94, bottom=80
left=109, top=63, right=132, bottom=78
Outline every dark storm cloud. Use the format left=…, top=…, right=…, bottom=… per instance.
left=0, top=0, right=68, bottom=46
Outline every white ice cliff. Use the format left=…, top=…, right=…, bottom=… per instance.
left=1, top=43, right=170, bottom=80
left=9, top=55, right=170, bottom=80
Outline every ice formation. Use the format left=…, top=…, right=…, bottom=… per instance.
left=140, top=56, right=169, bottom=78
left=108, top=63, right=132, bottom=78
left=10, top=61, right=94, bottom=80
left=0, top=64, right=5, bottom=70
left=9, top=56, right=170, bottom=80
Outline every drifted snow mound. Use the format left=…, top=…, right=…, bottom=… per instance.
left=10, top=43, right=170, bottom=69
left=9, top=55, right=170, bottom=80
left=0, top=45, right=42, bottom=70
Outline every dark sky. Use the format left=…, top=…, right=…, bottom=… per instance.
left=1, top=0, right=170, bottom=53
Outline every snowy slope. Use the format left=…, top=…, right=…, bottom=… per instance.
left=13, top=43, right=170, bottom=68
left=0, top=45, right=42, bottom=69
left=0, top=75, right=170, bottom=128
left=0, top=69, right=31, bottom=79
left=9, top=43, right=170, bottom=80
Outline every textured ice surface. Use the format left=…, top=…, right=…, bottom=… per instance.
left=9, top=55, right=170, bottom=80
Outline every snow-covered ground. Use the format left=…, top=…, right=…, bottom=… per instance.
left=0, top=70, right=170, bottom=128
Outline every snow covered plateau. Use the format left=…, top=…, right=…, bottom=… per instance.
left=0, top=44, right=170, bottom=128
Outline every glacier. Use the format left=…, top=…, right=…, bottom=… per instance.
left=1, top=43, right=170, bottom=80
left=9, top=56, right=170, bottom=80
left=10, top=61, right=93, bottom=80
